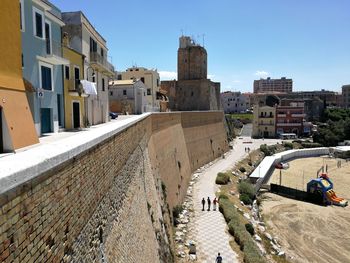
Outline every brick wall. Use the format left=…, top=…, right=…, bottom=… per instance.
left=0, top=112, right=228, bottom=262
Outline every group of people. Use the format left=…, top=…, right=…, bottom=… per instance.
left=245, top=147, right=251, bottom=152
left=201, top=197, right=218, bottom=211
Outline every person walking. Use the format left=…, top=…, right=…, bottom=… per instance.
left=207, top=197, right=211, bottom=211
left=213, top=197, right=217, bottom=211
left=201, top=198, right=205, bottom=211
left=216, top=252, right=223, bottom=263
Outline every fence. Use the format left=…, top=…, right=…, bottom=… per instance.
left=253, top=147, right=330, bottom=192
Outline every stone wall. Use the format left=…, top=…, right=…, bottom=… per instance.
left=0, top=112, right=228, bottom=262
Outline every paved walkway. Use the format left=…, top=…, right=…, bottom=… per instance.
left=187, top=136, right=280, bottom=262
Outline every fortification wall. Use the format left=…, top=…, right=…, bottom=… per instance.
left=0, top=112, right=228, bottom=262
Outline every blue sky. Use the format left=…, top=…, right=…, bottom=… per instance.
left=51, top=0, right=350, bottom=92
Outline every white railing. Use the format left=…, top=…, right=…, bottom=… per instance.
left=251, top=147, right=330, bottom=192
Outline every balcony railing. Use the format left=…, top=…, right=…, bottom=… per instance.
left=90, top=52, right=115, bottom=74
left=291, top=113, right=306, bottom=117
left=259, top=115, right=274, bottom=118
left=259, top=123, right=275, bottom=126
left=277, top=114, right=287, bottom=117
left=276, top=123, right=302, bottom=127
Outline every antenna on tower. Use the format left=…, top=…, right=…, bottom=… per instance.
left=202, top=33, right=205, bottom=47
left=181, top=29, right=184, bottom=36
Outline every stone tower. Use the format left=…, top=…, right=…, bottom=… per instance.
left=177, top=36, right=207, bottom=80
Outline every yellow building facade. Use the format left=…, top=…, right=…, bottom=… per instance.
left=0, top=0, right=38, bottom=152
left=62, top=44, right=86, bottom=129
left=252, top=105, right=276, bottom=138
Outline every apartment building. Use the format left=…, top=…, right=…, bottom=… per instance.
left=62, top=11, right=115, bottom=126
left=21, top=0, right=69, bottom=134
left=109, top=80, right=147, bottom=114
left=288, top=90, right=342, bottom=107
left=117, top=67, right=160, bottom=112
left=221, top=91, right=251, bottom=113
left=0, top=0, right=38, bottom=152
left=62, top=35, right=86, bottom=129
left=276, top=103, right=306, bottom=136
left=253, top=77, right=292, bottom=94
left=342, top=85, right=350, bottom=108
left=252, top=105, right=276, bottom=138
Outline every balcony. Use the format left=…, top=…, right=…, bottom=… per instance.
left=259, top=123, right=275, bottom=126
left=37, top=39, right=69, bottom=65
left=68, top=79, right=88, bottom=97
left=291, top=113, right=306, bottom=117
left=90, top=52, right=115, bottom=77
left=259, top=115, right=274, bottom=118
left=276, top=123, right=302, bottom=127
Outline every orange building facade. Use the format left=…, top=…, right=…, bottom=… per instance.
left=0, top=0, right=38, bottom=152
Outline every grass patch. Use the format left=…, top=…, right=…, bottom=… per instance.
left=216, top=172, right=230, bottom=185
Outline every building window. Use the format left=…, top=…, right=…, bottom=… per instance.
left=74, top=66, right=80, bottom=90
left=33, top=7, right=44, bottom=38
left=40, top=62, right=53, bottom=91
left=123, top=90, right=127, bottom=96
left=141, top=77, right=145, bottom=83
left=135, top=68, right=139, bottom=71
left=45, top=21, right=51, bottom=54
left=157, top=79, right=160, bottom=86
left=110, top=91, right=113, bottom=96
left=21, top=54, right=24, bottom=68
left=20, top=0, right=25, bottom=32
left=117, top=74, right=122, bottom=80
left=102, top=78, right=105, bottom=91
left=89, top=37, right=97, bottom=52
left=147, top=89, right=151, bottom=95
left=101, top=48, right=104, bottom=58
left=65, top=66, right=70, bottom=79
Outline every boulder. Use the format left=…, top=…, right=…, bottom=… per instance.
left=264, top=232, right=272, bottom=241
left=278, top=251, right=285, bottom=257
left=254, top=234, right=262, bottom=242
left=243, top=213, right=251, bottom=220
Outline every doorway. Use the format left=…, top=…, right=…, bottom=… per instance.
left=72, top=102, right=80, bottom=129
left=41, top=108, right=52, bottom=134
left=263, top=131, right=269, bottom=138
left=0, top=107, right=3, bottom=153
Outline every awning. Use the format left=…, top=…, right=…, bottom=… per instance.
left=80, top=80, right=97, bottom=95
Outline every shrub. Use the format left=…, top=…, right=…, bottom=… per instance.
left=220, top=196, right=266, bottom=263
left=240, top=193, right=252, bottom=205
left=301, top=142, right=323, bottom=148
left=259, top=144, right=276, bottom=156
left=283, top=141, right=293, bottom=149
left=239, top=167, right=246, bottom=173
left=219, top=198, right=239, bottom=223
left=245, top=223, right=255, bottom=235
left=218, top=194, right=229, bottom=200
left=215, top=172, right=230, bottom=185
left=238, top=181, right=255, bottom=200
left=243, top=240, right=266, bottom=263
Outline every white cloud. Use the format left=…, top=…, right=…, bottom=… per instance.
left=159, top=71, right=177, bottom=80
left=254, top=70, right=269, bottom=78
left=208, top=74, right=215, bottom=79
